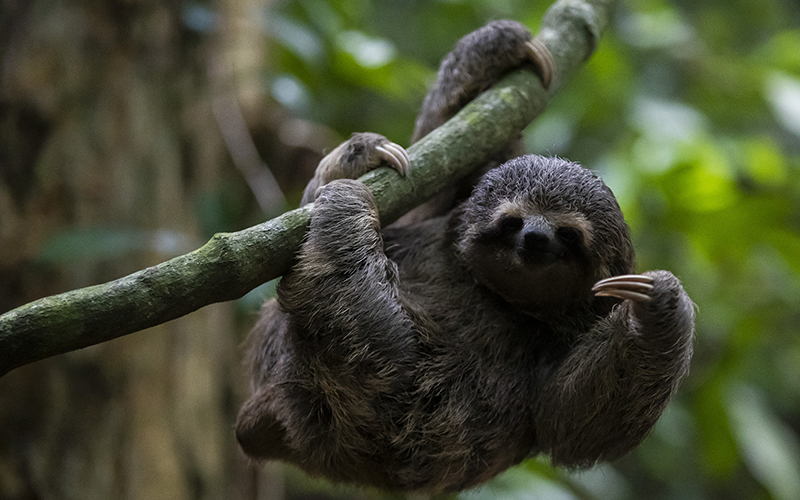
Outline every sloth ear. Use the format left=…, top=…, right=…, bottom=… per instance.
left=235, top=389, right=293, bottom=460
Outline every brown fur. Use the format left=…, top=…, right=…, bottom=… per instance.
left=235, top=20, right=695, bottom=493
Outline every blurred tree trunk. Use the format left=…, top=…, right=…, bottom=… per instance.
left=0, top=0, right=277, bottom=498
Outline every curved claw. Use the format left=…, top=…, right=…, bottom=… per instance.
left=595, top=290, right=652, bottom=302
left=525, top=38, right=555, bottom=90
left=592, top=274, right=654, bottom=303
left=594, top=274, right=654, bottom=287
left=375, top=142, right=411, bottom=177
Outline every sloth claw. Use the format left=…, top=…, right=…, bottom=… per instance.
left=592, top=274, right=654, bottom=303
left=375, top=142, right=411, bottom=177
left=525, top=39, right=555, bottom=90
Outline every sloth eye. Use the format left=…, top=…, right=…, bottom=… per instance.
left=557, top=227, right=584, bottom=247
left=497, top=215, right=524, bottom=232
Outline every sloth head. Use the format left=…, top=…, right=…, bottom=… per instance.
left=455, top=155, right=635, bottom=317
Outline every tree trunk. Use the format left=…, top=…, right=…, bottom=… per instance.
left=0, top=0, right=273, bottom=497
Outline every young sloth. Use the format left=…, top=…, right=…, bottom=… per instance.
left=236, top=21, right=695, bottom=493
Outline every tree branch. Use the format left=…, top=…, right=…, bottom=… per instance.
left=0, top=0, right=614, bottom=377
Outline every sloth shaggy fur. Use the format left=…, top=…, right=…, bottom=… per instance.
left=235, top=20, right=695, bottom=493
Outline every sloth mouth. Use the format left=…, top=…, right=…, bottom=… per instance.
left=518, top=246, right=561, bottom=265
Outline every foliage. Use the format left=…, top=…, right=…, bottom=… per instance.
left=250, top=0, right=800, bottom=499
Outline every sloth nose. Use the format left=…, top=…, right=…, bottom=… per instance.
left=523, top=227, right=552, bottom=250
left=520, top=223, right=561, bottom=264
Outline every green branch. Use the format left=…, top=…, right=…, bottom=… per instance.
left=0, top=0, right=614, bottom=376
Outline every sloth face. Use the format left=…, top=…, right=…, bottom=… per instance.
left=461, top=203, right=596, bottom=315
left=456, top=155, right=634, bottom=316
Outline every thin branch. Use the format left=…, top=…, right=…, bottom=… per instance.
left=208, top=53, right=289, bottom=217
left=0, top=0, right=614, bottom=377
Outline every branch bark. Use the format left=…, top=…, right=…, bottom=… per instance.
left=0, top=0, right=615, bottom=377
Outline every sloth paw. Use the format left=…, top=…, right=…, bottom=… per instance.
left=456, top=20, right=554, bottom=92
left=592, top=274, right=654, bottom=303
left=303, top=132, right=409, bottom=204
left=321, top=132, right=409, bottom=180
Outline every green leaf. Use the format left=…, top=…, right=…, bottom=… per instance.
left=726, top=385, right=800, bottom=500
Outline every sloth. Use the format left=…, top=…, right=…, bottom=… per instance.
left=235, top=20, right=695, bottom=493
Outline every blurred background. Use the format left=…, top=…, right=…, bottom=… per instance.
left=1, top=0, right=800, bottom=498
